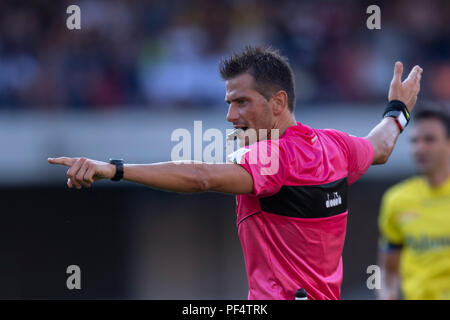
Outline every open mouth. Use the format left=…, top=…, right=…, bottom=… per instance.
left=227, top=127, right=248, bottom=141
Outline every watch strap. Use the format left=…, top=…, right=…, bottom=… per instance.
left=109, top=159, right=124, bottom=181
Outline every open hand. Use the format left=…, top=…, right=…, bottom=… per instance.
left=388, top=61, right=423, bottom=112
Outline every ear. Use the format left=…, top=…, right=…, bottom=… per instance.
left=270, top=90, right=288, bottom=115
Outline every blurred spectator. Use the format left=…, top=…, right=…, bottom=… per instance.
left=0, top=0, right=449, bottom=109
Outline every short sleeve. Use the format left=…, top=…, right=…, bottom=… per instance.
left=378, top=188, right=404, bottom=249
left=237, top=139, right=288, bottom=197
left=331, top=130, right=374, bottom=185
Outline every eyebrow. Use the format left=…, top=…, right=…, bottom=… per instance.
left=225, top=96, right=248, bottom=104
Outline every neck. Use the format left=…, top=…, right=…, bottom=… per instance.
left=425, top=163, right=450, bottom=188
left=272, top=112, right=297, bottom=137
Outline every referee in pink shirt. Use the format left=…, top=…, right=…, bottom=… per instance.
left=48, top=46, right=423, bottom=300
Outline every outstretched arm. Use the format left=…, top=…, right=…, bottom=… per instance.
left=47, top=157, right=254, bottom=194
left=367, top=62, right=423, bottom=164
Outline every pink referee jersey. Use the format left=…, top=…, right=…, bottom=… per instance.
left=235, top=122, right=374, bottom=300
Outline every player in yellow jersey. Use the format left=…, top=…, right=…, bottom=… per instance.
left=378, top=105, right=450, bottom=300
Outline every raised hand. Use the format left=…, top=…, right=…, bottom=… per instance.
left=388, top=61, right=423, bottom=111
left=48, top=157, right=116, bottom=189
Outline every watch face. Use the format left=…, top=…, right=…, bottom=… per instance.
left=387, top=110, right=400, bottom=117
left=109, top=159, right=124, bottom=164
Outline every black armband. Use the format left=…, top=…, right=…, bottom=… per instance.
left=383, top=100, right=411, bottom=133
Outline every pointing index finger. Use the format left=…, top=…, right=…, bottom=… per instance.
left=48, top=157, right=76, bottom=167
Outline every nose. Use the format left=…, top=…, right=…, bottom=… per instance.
left=226, top=104, right=239, bottom=123
left=412, top=139, right=427, bottom=157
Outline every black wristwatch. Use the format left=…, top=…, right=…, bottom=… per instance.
left=109, top=159, right=124, bottom=181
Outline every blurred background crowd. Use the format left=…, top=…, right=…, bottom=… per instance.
left=1, top=0, right=450, bottom=110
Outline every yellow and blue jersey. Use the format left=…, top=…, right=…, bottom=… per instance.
left=379, top=176, right=450, bottom=300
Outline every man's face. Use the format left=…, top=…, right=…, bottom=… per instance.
left=410, top=118, right=450, bottom=175
left=225, top=73, right=274, bottom=145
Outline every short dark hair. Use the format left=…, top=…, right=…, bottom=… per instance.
left=414, top=103, right=450, bottom=137
left=219, top=46, right=296, bottom=112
